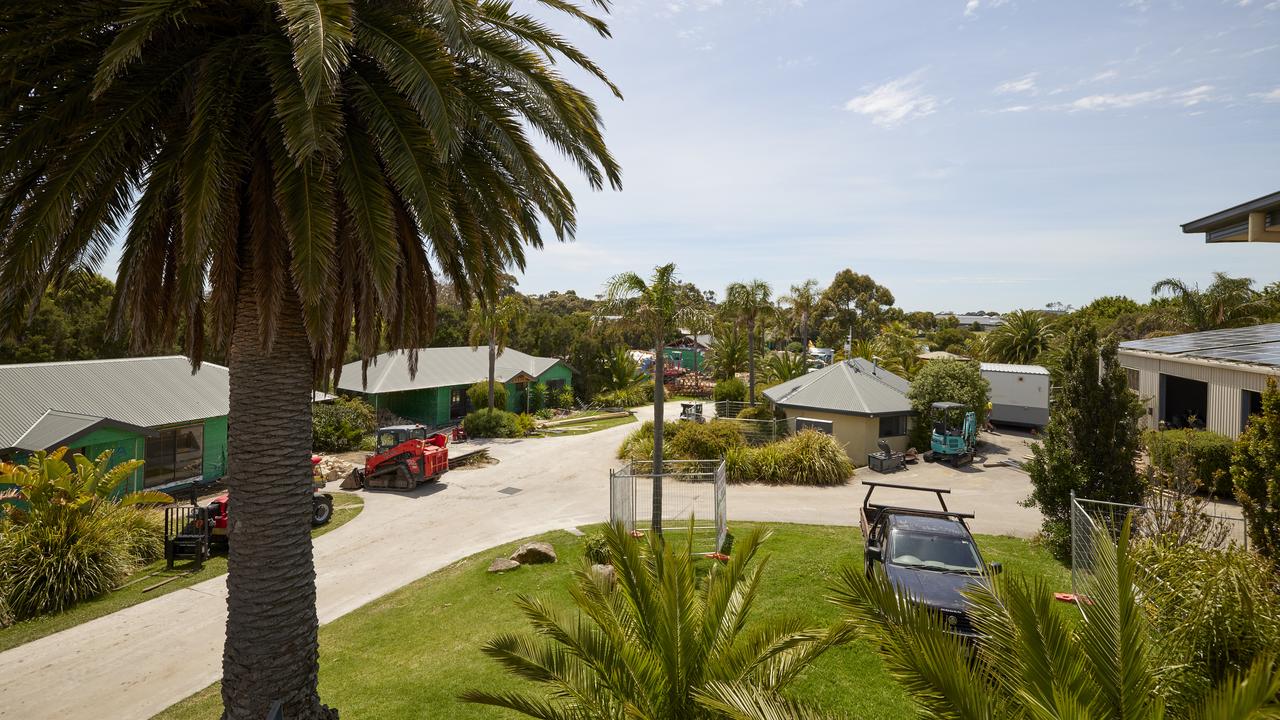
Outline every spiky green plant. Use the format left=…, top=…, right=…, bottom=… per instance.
left=0, top=448, right=168, bottom=522
left=828, top=518, right=1280, bottom=720
left=985, top=309, right=1055, bottom=365
left=763, top=351, right=809, bottom=383
left=602, top=345, right=648, bottom=393
left=463, top=522, right=837, bottom=719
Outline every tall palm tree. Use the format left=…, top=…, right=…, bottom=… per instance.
left=1152, top=273, right=1278, bottom=332
left=829, top=519, right=1280, bottom=720
left=468, top=294, right=523, bottom=411
left=0, top=2, right=620, bottom=717
left=780, top=279, right=820, bottom=348
left=985, top=309, right=1055, bottom=365
left=596, top=264, right=707, bottom=534
left=725, top=280, right=773, bottom=405
left=464, top=523, right=837, bottom=719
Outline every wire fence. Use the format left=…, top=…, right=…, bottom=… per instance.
left=1070, top=492, right=1249, bottom=603
left=609, top=458, right=727, bottom=553
left=711, top=400, right=789, bottom=445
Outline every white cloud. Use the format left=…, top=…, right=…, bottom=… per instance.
left=994, top=72, right=1038, bottom=95
left=1070, top=90, right=1166, bottom=110
left=964, top=0, right=1010, bottom=16
left=845, top=71, right=940, bottom=127
left=996, top=105, right=1032, bottom=112
left=1088, top=69, right=1120, bottom=83
left=1252, top=87, right=1280, bottom=102
left=1173, top=85, right=1215, bottom=106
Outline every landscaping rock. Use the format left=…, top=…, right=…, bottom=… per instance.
left=488, top=558, right=520, bottom=573
left=510, top=542, right=557, bottom=564
left=590, top=563, right=616, bottom=588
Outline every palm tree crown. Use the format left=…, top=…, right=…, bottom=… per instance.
left=1152, top=273, right=1278, bottom=333
left=724, top=279, right=773, bottom=405
left=468, top=294, right=523, bottom=410
left=985, top=309, right=1055, bottom=365
left=779, top=279, right=820, bottom=348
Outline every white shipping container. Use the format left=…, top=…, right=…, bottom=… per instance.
left=980, top=363, right=1050, bottom=427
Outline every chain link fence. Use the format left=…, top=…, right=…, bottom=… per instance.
left=609, top=458, right=727, bottom=553
left=711, top=400, right=789, bottom=445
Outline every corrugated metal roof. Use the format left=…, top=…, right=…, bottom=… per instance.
left=763, top=358, right=912, bottom=417
left=337, top=347, right=566, bottom=394
left=9, top=410, right=154, bottom=452
left=0, top=356, right=230, bottom=450
left=980, top=362, right=1050, bottom=375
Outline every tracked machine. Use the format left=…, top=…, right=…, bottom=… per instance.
left=352, top=425, right=450, bottom=491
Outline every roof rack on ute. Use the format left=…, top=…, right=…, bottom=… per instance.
left=859, top=481, right=975, bottom=538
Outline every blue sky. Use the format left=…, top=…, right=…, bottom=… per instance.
left=510, top=0, right=1280, bottom=311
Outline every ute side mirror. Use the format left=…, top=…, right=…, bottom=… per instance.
left=865, top=544, right=882, bottom=563
left=987, top=561, right=1003, bottom=575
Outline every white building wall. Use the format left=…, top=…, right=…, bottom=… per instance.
left=1118, top=350, right=1280, bottom=438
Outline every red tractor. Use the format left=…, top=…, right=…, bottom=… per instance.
left=352, top=425, right=450, bottom=491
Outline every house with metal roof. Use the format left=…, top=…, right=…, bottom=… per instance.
left=1118, top=324, right=1280, bottom=438
left=763, top=358, right=914, bottom=466
left=337, top=347, right=572, bottom=425
left=1, top=357, right=231, bottom=493
left=1182, top=190, right=1280, bottom=244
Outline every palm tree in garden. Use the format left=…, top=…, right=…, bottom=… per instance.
left=468, top=294, right=523, bottom=411
left=780, top=278, right=821, bottom=348
left=1152, top=273, right=1278, bottom=332
left=464, top=523, right=837, bottom=719
left=725, top=279, right=773, bottom=405
left=596, top=264, right=707, bottom=535
left=872, top=320, right=921, bottom=377
left=0, top=2, right=620, bottom=717
left=706, top=322, right=749, bottom=380
left=985, top=308, right=1055, bottom=364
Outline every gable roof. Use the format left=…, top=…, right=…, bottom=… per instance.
left=337, top=347, right=566, bottom=394
left=0, top=356, right=231, bottom=451
left=763, top=358, right=912, bottom=417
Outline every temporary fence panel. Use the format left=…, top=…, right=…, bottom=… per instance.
left=609, top=458, right=727, bottom=554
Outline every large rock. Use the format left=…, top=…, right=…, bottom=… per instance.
left=488, top=558, right=520, bottom=573
left=510, top=542, right=557, bottom=565
left=590, top=563, right=616, bottom=588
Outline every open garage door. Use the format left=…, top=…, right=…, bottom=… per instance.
left=1160, top=374, right=1208, bottom=429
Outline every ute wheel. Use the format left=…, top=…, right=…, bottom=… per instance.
left=312, top=495, right=334, bottom=526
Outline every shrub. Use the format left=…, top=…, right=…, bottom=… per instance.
left=462, top=408, right=522, bottom=438
left=113, top=507, right=166, bottom=564
left=467, top=381, right=508, bottom=412
left=786, top=341, right=804, bottom=354
left=528, top=383, right=548, bottom=412
left=583, top=532, right=610, bottom=565
left=617, top=421, right=670, bottom=461
left=1144, top=429, right=1234, bottom=497
left=906, top=359, right=990, bottom=449
left=535, top=408, right=555, bottom=420
left=725, top=430, right=853, bottom=486
left=515, top=413, right=537, bottom=437
left=1133, top=540, right=1280, bottom=694
left=594, top=381, right=653, bottom=409
left=735, top=402, right=778, bottom=421
left=713, top=378, right=746, bottom=402
left=548, top=385, right=574, bottom=410
left=1232, top=377, right=1280, bottom=558
left=311, top=395, right=376, bottom=452
left=667, top=420, right=746, bottom=460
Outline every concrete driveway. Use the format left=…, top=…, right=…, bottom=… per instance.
left=0, top=408, right=1043, bottom=720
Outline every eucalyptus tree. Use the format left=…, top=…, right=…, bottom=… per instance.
left=596, top=264, right=708, bottom=534
left=725, top=279, right=773, bottom=405
left=780, top=278, right=821, bottom=348
left=0, top=1, right=620, bottom=717
left=468, top=294, right=523, bottom=410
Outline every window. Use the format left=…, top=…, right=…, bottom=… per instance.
left=547, top=378, right=566, bottom=392
left=1125, top=367, right=1140, bottom=392
left=144, top=423, right=204, bottom=488
left=879, top=415, right=908, bottom=438
left=449, top=386, right=469, bottom=419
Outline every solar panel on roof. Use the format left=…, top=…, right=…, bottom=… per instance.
left=1120, top=324, right=1280, bottom=355
left=1192, top=340, right=1280, bottom=366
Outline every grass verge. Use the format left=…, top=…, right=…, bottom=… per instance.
left=154, top=522, right=1070, bottom=720
left=538, top=413, right=637, bottom=436
left=0, top=493, right=364, bottom=653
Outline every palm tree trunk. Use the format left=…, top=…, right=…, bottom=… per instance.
left=487, top=328, right=497, bottom=411
left=747, top=318, right=757, bottom=406
left=652, top=336, right=665, bottom=537
left=222, top=275, right=334, bottom=720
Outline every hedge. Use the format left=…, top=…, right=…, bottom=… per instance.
left=463, top=408, right=522, bottom=438
left=1144, top=429, right=1235, bottom=497
left=467, top=381, right=508, bottom=411
left=714, top=378, right=746, bottom=402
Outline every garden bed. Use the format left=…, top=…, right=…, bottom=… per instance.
left=153, top=523, right=1070, bottom=720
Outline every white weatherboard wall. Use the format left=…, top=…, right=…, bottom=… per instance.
left=980, top=363, right=1050, bottom=427
left=1118, top=350, right=1280, bottom=438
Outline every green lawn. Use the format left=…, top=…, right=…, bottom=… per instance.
left=538, top=412, right=637, bottom=436
left=155, top=523, right=1071, bottom=720
left=0, top=493, right=363, bottom=653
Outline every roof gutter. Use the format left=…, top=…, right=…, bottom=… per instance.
left=1117, top=347, right=1280, bottom=376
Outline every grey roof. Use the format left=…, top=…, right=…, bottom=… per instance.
left=763, top=358, right=912, bottom=417
left=337, top=346, right=566, bottom=394
left=0, top=356, right=231, bottom=451
left=1182, top=190, right=1280, bottom=242
left=10, top=410, right=154, bottom=453
left=1120, top=324, right=1280, bottom=369
left=980, top=362, right=1050, bottom=375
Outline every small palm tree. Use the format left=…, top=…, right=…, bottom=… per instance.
left=1152, top=273, right=1278, bottom=332
left=707, top=323, right=749, bottom=380
left=596, top=265, right=709, bottom=534
left=725, top=280, right=774, bottom=405
left=763, top=351, right=809, bottom=383
left=0, top=448, right=170, bottom=522
left=779, top=279, right=821, bottom=348
left=468, top=295, right=523, bottom=411
left=872, top=320, right=922, bottom=377
left=985, top=309, right=1055, bottom=364
left=828, top=518, right=1280, bottom=720
left=602, top=345, right=647, bottom=393
left=464, top=523, right=837, bottom=719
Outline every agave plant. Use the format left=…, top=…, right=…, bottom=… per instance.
left=827, top=518, right=1280, bottom=720
left=0, top=447, right=170, bottom=524
left=464, top=522, right=837, bottom=719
